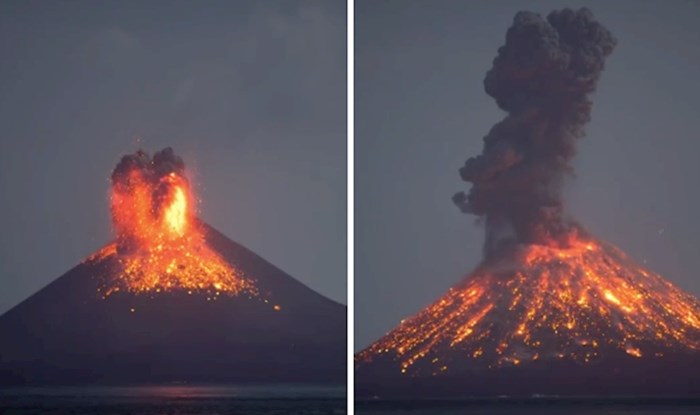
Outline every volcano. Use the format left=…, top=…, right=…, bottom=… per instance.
left=0, top=148, right=345, bottom=385
left=356, top=233, right=700, bottom=397
left=356, top=8, right=700, bottom=397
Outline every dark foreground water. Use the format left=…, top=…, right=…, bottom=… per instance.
left=355, top=398, right=700, bottom=415
left=0, top=384, right=346, bottom=414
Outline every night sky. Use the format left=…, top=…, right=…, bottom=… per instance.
left=0, top=0, right=347, bottom=314
left=356, top=0, right=700, bottom=349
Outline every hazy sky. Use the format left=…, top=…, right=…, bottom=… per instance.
left=0, top=0, right=347, bottom=313
left=356, top=0, right=700, bottom=349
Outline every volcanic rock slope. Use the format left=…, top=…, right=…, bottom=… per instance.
left=0, top=224, right=346, bottom=385
left=355, top=238, right=700, bottom=397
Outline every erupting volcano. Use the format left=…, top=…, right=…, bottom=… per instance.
left=356, top=8, right=700, bottom=397
left=0, top=148, right=345, bottom=385
left=91, top=148, right=256, bottom=298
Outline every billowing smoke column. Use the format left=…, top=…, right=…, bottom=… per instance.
left=110, top=147, right=193, bottom=250
left=112, top=147, right=186, bottom=184
left=453, top=8, right=616, bottom=256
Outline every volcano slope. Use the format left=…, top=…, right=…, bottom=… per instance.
left=0, top=222, right=345, bottom=385
left=355, top=234, right=700, bottom=397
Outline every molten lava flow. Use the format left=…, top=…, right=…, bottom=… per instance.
left=85, top=149, right=256, bottom=298
left=356, top=234, right=700, bottom=376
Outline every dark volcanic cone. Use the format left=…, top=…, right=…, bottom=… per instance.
left=355, top=234, right=700, bottom=397
left=0, top=223, right=345, bottom=385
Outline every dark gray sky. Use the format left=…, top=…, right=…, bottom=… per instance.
left=356, top=0, right=700, bottom=349
left=0, top=0, right=347, bottom=313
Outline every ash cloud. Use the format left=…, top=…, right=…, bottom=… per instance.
left=453, top=8, right=616, bottom=256
left=111, top=147, right=186, bottom=185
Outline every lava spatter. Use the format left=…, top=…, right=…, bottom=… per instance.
left=84, top=148, right=257, bottom=298
left=356, top=234, right=700, bottom=376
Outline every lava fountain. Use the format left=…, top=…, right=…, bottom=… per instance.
left=86, top=148, right=256, bottom=298
left=356, top=8, right=700, bottom=396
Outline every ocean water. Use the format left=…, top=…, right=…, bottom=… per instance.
left=355, top=398, right=700, bottom=415
left=0, top=384, right=346, bottom=414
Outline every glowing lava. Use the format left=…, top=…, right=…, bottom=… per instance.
left=163, top=183, right=187, bottom=236
left=85, top=148, right=256, bottom=298
left=356, top=233, right=700, bottom=376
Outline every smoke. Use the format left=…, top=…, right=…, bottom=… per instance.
left=110, top=147, right=190, bottom=244
left=453, top=8, right=616, bottom=256
left=111, top=147, right=186, bottom=185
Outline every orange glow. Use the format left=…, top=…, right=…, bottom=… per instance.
left=604, top=290, right=621, bottom=305
left=626, top=346, right=642, bottom=358
left=356, top=236, right=700, bottom=376
left=163, top=185, right=187, bottom=236
left=85, top=162, right=256, bottom=298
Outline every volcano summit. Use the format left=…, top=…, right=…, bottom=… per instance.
left=356, top=8, right=700, bottom=397
left=0, top=148, right=345, bottom=385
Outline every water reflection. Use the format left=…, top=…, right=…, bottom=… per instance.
left=0, top=384, right=346, bottom=415
left=0, top=383, right=345, bottom=399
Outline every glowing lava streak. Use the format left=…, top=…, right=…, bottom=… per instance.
left=163, top=183, right=187, bottom=237
left=85, top=149, right=256, bottom=298
left=356, top=234, right=700, bottom=376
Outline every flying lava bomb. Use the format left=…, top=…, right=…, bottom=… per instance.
left=0, top=148, right=345, bottom=385
left=356, top=8, right=700, bottom=397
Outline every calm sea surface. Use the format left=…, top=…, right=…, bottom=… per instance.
left=355, top=398, right=700, bottom=415
left=0, top=384, right=346, bottom=414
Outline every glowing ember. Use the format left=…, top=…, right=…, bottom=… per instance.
left=85, top=148, right=256, bottom=298
left=356, top=234, right=700, bottom=376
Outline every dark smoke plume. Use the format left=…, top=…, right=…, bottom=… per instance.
left=453, top=8, right=616, bottom=256
left=111, top=147, right=186, bottom=186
